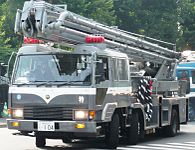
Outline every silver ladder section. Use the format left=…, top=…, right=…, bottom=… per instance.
left=15, top=0, right=180, bottom=64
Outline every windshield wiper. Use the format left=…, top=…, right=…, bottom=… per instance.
left=16, top=83, right=29, bottom=87
left=57, top=81, right=82, bottom=87
left=16, top=80, right=87, bottom=87
left=16, top=81, right=35, bottom=87
left=16, top=81, right=57, bottom=87
left=36, top=81, right=60, bottom=87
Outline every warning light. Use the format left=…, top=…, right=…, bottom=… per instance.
left=85, top=35, right=105, bottom=43
left=23, top=37, right=44, bottom=44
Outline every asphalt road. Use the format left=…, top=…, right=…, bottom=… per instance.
left=1, top=122, right=195, bottom=150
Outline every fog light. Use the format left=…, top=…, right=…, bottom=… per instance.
left=11, top=122, right=20, bottom=127
left=75, top=123, right=85, bottom=129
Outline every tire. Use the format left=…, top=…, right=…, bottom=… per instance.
left=155, top=127, right=166, bottom=137
left=35, top=135, right=46, bottom=148
left=62, top=137, right=72, bottom=143
left=105, top=113, right=119, bottom=149
left=127, top=112, right=139, bottom=145
left=165, top=109, right=178, bottom=137
left=20, top=131, right=32, bottom=135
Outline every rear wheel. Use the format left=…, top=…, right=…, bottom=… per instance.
left=105, top=113, right=119, bottom=149
left=35, top=134, right=46, bottom=148
left=165, top=109, right=178, bottom=137
left=127, top=111, right=139, bottom=145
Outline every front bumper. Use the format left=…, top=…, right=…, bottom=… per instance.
left=7, top=119, right=97, bottom=133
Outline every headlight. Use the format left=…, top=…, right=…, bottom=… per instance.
left=73, top=110, right=96, bottom=120
left=12, top=109, right=23, bottom=118
left=74, top=110, right=88, bottom=120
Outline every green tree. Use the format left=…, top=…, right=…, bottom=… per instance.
left=114, top=0, right=178, bottom=44
left=0, top=2, right=12, bottom=62
left=6, top=0, right=25, bottom=48
left=177, top=0, right=195, bottom=50
left=0, top=2, right=16, bottom=63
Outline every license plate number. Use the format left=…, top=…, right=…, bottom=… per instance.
left=38, top=121, right=55, bottom=131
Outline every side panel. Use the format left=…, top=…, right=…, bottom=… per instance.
left=146, top=95, right=160, bottom=128
left=161, top=97, right=188, bottom=126
left=178, top=97, right=188, bottom=123
left=161, top=98, right=171, bottom=126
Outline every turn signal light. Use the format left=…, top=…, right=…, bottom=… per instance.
left=89, top=111, right=96, bottom=120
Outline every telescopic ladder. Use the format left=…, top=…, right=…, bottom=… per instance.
left=15, top=0, right=180, bottom=65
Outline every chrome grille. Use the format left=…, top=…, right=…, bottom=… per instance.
left=24, top=106, right=73, bottom=120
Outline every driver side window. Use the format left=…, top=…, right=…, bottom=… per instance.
left=96, top=57, right=109, bottom=83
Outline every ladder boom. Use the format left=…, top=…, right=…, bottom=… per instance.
left=15, top=0, right=181, bottom=64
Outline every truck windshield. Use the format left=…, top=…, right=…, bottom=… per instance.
left=13, top=54, right=92, bottom=86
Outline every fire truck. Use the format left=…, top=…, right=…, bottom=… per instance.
left=7, top=0, right=188, bottom=149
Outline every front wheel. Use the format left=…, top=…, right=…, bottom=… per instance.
left=105, top=113, right=119, bottom=149
left=20, top=130, right=32, bottom=135
left=35, top=133, right=46, bottom=148
left=62, top=137, right=72, bottom=143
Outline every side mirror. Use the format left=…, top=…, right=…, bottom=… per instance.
left=95, top=62, right=105, bottom=83
left=0, top=63, right=7, bottom=76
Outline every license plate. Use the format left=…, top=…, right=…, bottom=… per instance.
left=38, top=121, right=55, bottom=131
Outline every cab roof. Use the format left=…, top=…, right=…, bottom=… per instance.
left=18, top=44, right=128, bottom=59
